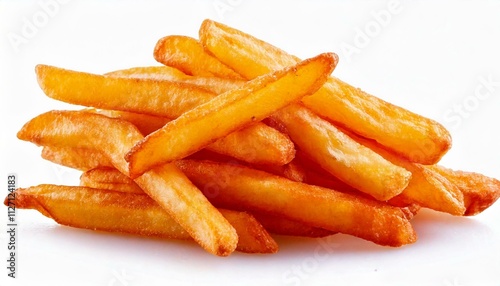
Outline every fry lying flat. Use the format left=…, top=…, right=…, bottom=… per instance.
left=126, top=53, right=338, bottom=177
left=176, top=160, right=417, bottom=247
left=6, top=185, right=278, bottom=254
left=199, top=19, right=452, bottom=165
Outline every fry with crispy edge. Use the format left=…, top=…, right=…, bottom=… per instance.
left=154, top=35, right=244, bottom=80
left=17, top=111, right=238, bottom=256
left=199, top=19, right=452, bottom=165
left=126, top=53, right=337, bottom=177
left=106, top=66, right=244, bottom=95
left=6, top=185, right=277, bottom=254
left=429, top=165, right=500, bottom=216
left=37, top=67, right=296, bottom=166
left=80, top=167, right=335, bottom=237
left=176, top=160, right=417, bottom=247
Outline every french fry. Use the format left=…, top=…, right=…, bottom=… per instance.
left=271, top=104, right=411, bottom=201
left=80, top=167, right=330, bottom=238
left=36, top=64, right=215, bottom=118
left=199, top=19, right=452, bottom=165
left=176, top=160, right=417, bottom=247
left=337, top=127, right=465, bottom=215
left=154, top=35, right=244, bottom=80
left=7, top=185, right=277, bottom=254
left=126, top=53, right=337, bottom=177
left=429, top=165, right=500, bottom=216
left=106, top=66, right=244, bottom=94
left=17, top=111, right=238, bottom=256
left=41, top=146, right=113, bottom=171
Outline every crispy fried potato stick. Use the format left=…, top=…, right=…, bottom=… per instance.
left=126, top=53, right=337, bottom=177
left=36, top=64, right=214, bottom=119
left=176, top=160, right=417, bottom=247
left=429, top=165, right=500, bottom=216
left=154, top=35, right=244, bottom=80
left=17, top=111, right=237, bottom=256
left=42, top=146, right=113, bottom=171
left=106, top=66, right=244, bottom=94
left=80, top=167, right=334, bottom=237
left=338, top=128, right=465, bottom=215
left=199, top=19, right=452, bottom=165
left=271, top=104, right=411, bottom=201
left=7, top=185, right=277, bottom=254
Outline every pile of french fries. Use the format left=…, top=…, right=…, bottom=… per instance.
left=6, top=19, right=500, bottom=256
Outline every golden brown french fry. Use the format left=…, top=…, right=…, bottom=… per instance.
left=176, top=160, right=417, bottom=247
left=81, top=166, right=330, bottom=238
left=7, top=185, right=277, bottom=254
left=272, top=104, right=411, bottom=201
left=106, top=66, right=244, bottom=94
left=126, top=53, right=337, bottom=177
left=17, top=111, right=238, bottom=256
left=95, top=109, right=295, bottom=166
left=36, top=65, right=215, bottom=119
left=338, top=127, right=465, bottom=215
left=41, top=146, right=113, bottom=171
left=199, top=19, right=452, bottom=165
left=153, top=35, right=244, bottom=80
left=429, top=165, right=500, bottom=216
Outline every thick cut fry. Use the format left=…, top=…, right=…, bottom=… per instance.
left=199, top=19, right=452, bottom=165
left=7, top=185, right=277, bottom=254
left=79, top=167, right=328, bottom=237
left=96, top=109, right=295, bottom=166
left=429, top=165, right=500, bottom=216
left=154, top=35, right=244, bottom=80
left=126, top=53, right=337, bottom=177
left=176, top=160, right=417, bottom=247
left=36, top=64, right=215, bottom=118
left=42, top=146, right=113, bottom=170
left=272, top=104, right=411, bottom=201
left=338, top=128, right=465, bottom=215
left=106, top=66, right=244, bottom=94
left=17, top=111, right=238, bottom=256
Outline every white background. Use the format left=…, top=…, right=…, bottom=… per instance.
left=1, top=1, right=500, bottom=285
